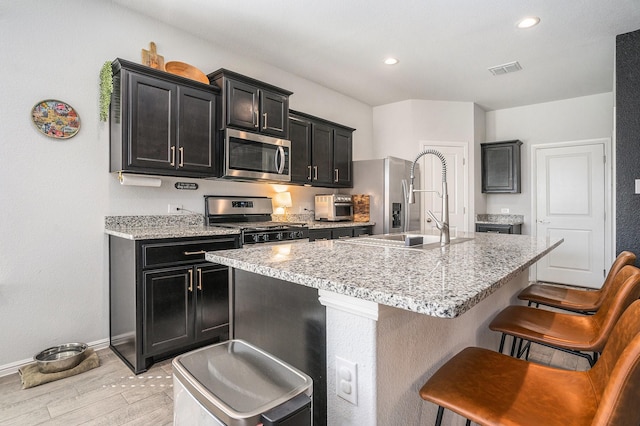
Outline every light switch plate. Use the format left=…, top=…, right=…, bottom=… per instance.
left=635, top=179, right=640, bottom=194
left=501, top=208, right=510, bottom=214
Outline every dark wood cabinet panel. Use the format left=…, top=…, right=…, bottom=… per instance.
left=312, top=122, right=334, bottom=185
left=127, top=73, right=174, bottom=170
left=308, top=229, right=333, bottom=241
left=143, top=267, right=193, bottom=356
left=110, top=58, right=220, bottom=178
left=333, top=128, right=352, bottom=187
left=195, top=264, right=230, bottom=342
left=178, top=86, right=216, bottom=172
left=290, top=110, right=355, bottom=188
left=260, top=89, right=289, bottom=137
left=481, top=140, right=522, bottom=193
left=209, top=69, right=292, bottom=139
left=109, top=235, right=239, bottom=374
left=225, top=79, right=259, bottom=130
left=290, top=116, right=312, bottom=183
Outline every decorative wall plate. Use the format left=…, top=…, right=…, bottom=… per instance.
left=31, top=100, right=80, bottom=139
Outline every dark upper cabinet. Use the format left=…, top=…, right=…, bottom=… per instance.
left=481, top=140, right=522, bottom=193
left=110, top=58, right=220, bottom=178
left=208, top=69, right=292, bottom=139
left=290, top=116, right=312, bottom=182
left=289, top=110, right=355, bottom=188
left=333, top=127, right=353, bottom=187
left=312, top=122, right=335, bottom=185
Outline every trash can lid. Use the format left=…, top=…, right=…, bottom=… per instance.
left=172, top=339, right=312, bottom=423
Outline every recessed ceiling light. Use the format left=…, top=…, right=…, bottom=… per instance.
left=517, top=16, right=540, bottom=29
left=384, top=58, right=399, bottom=65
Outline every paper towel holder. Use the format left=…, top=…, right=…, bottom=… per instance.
left=118, top=171, right=162, bottom=187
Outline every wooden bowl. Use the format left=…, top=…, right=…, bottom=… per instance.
left=164, top=61, right=209, bottom=84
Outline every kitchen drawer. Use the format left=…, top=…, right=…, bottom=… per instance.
left=332, top=228, right=354, bottom=239
left=352, top=226, right=372, bottom=237
left=308, top=229, right=332, bottom=242
left=142, top=237, right=239, bottom=268
left=475, top=223, right=521, bottom=234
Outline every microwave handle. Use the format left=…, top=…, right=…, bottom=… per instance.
left=275, top=146, right=285, bottom=174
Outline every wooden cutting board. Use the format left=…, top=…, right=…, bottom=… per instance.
left=141, top=42, right=165, bottom=70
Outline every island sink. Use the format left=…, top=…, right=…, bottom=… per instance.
left=337, top=233, right=472, bottom=250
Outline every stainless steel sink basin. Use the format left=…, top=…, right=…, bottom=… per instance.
left=337, top=233, right=472, bottom=250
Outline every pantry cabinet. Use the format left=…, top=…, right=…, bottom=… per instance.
left=110, top=58, right=220, bottom=178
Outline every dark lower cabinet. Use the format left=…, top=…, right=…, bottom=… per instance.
left=109, top=235, right=239, bottom=374
left=475, top=223, right=522, bottom=234
left=308, top=225, right=373, bottom=241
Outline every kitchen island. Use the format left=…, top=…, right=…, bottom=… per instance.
left=206, top=232, right=562, bottom=425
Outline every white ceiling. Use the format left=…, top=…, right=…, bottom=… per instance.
left=113, top=0, right=640, bottom=111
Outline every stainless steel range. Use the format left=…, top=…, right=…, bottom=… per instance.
left=204, top=195, right=308, bottom=245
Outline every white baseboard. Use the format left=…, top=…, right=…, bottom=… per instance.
left=0, top=338, right=110, bottom=378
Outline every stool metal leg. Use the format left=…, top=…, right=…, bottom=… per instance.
left=435, top=406, right=444, bottom=426
left=498, top=333, right=506, bottom=353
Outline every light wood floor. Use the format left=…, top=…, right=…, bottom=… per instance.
left=0, top=341, right=588, bottom=426
left=0, top=349, right=173, bottom=425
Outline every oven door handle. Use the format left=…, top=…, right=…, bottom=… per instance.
left=275, top=146, right=285, bottom=174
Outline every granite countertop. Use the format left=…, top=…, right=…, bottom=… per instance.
left=104, top=214, right=374, bottom=240
left=104, top=214, right=240, bottom=240
left=206, top=232, right=561, bottom=319
left=475, top=214, right=524, bottom=225
left=307, top=221, right=375, bottom=229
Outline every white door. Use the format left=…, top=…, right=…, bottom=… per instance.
left=535, top=143, right=606, bottom=287
left=421, top=143, right=468, bottom=234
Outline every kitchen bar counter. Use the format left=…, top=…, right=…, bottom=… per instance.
left=205, top=232, right=561, bottom=425
left=206, top=232, right=561, bottom=318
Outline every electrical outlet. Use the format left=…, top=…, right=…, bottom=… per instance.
left=501, top=208, right=510, bottom=214
left=168, top=204, right=182, bottom=214
left=336, top=356, right=357, bottom=405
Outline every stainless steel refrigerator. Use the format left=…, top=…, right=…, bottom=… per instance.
left=349, top=156, right=421, bottom=235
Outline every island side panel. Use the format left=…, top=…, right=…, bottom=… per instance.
left=233, top=270, right=327, bottom=426
left=377, top=269, right=529, bottom=425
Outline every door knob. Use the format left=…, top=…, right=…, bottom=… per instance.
left=537, top=219, right=550, bottom=224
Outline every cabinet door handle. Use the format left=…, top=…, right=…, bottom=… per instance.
left=307, top=165, right=312, bottom=181
left=179, top=147, right=184, bottom=168
left=263, top=112, right=268, bottom=130
left=254, top=110, right=259, bottom=128
left=197, top=268, right=202, bottom=291
left=170, top=146, right=176, bottom=166
left=334, top=168, right=339, bottom=182
left=188, top=269, right=193, bottom=292
left=313, top=166, right=318, bottom=180
left=184, top=250, right=206, bottom=255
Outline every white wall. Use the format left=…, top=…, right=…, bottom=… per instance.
left=0, top=1, right=373, bottom=368
left=485, top=93, right=613, bottom=234
left=372, top=100, right=483, bottom=230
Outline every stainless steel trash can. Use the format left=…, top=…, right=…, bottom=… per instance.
left=173, top=339, right=313, bottom=426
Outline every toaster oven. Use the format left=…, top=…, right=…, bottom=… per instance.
left=314, top=194, right=353, bottom=221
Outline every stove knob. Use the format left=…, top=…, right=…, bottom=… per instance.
left=275, top=232, right=283, bottom=240
left=251, top=234, right=260, bottom=243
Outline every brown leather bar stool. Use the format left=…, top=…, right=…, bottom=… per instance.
left=419, top=300, right=640, bottom=426
left=517, top=251, right=636, bottom=313
left=489, top=264, right=640, bottom=366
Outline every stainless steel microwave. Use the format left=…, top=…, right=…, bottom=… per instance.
left=224, top=128, right=291, bottom=182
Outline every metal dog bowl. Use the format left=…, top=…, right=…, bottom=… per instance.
left=34, top=343, right=88, bottom=373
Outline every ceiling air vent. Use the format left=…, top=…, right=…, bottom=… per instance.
left=488, top=61, right=522, bottom=76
